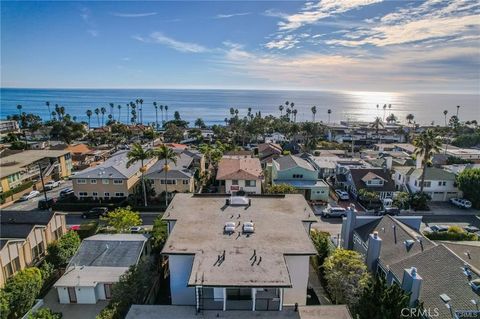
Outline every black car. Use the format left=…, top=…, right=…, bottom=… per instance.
left=59, top=188, right=75, bottom=198
left=82, top=207, right=109, bottom=219
left=376, top=207, right=400, bottom=216
left=38, top=197, right=56, bottom=210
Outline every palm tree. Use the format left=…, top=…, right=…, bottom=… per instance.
left=370, top=117, right=384, bottom=142
left=311, top=106, right=317, bottom=122
left=109, top=103, right=114, bottom=118
left=94, top=108, right=100, bottom=127
left=127, top=143, right=155, bottom=207
left=45, top=101, right=52, bottom=120
left=126, top=103, right=130, bottom=124
left=164, top=105, right=169, bottom=122
left=292, top=109, right=298, bottom=122
left=153, top=102, right=159, bottom=130
left=86, top=110, right=92, bottom=129
left=100, top=107, right=106, bottom=126
left=16, top=104, right=22, bottom=118
left=376, top=104, right=379, bottom=116
left=51, top=111, right=57, bottom=121
left=413, top=129, right=442, bottom=193
left=279, top=105, right=284, bottom=117
left=456, top=105, right=460, bottom=118
left=139, top=98, right=144, bottom=124
left=382, top=104, right=387, bottom=121
left=443, top=110, right=448, bottom=127
left=406, top=113, right=414, bottom=125
left=117, top=105, right=122, bottom=122
left=156, top=144, right=179, bottom=207
left=160, top=105, right=164, bottom=126
left=327, top=109, right=332, bottom=124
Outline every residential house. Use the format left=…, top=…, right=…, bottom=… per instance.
left=341, top=209, right=480, bottom=319
left=0, top=150, right=72, bottom=196
left=0, top=120, right=19, bottom=134
left=0, top=211, right=67, bottom=287
left=71, top=150, right=157, bottom=200
left=442, top=145, right=480, bottom=162
left=271, top=155, right=329, bottom=201
left=162, top=194, right=318, bottom=311
left=51, top=143, right=97, bottom=170
left=54, top=234, right=150, bottom=304
left=216, top=157, right=263, bottom=194
left=393, top=166, right=460, bottom=201
left=344, top=168, right=396, bottom=200
left=145, top=152, right=196, bottom=195
left=257, top=143, right=282, bottom=166
left=264, top=132, right=287, bottom=144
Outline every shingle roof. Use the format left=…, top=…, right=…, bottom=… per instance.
left=1, top=210, right=55, bottom=226
left=349, top=168, right=395, bottom=192
left=389, top=245, right=480, bottom=319
left=216, top=157, right=263, bottom=180
left=407, top=167, right=456, bottom=181
left=69, top=234, right=148, bottom=268
left=145, top=152, right=194, bottom=179
left=274, top=155, right=315, bottom=172
left=258, top=143, right=282, bottom=155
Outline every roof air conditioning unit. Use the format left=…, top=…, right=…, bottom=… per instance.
left=243, top=222, right=255, bottom=233
left=224, top=222, right=236, bottom=233
left=230, top=196, right=249, bottom=206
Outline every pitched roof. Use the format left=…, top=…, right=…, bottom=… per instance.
left=145, top=152, right=194, bottom=179
left=216, top=157, right=263, bottom=180
left=68, top=234, right=149, bottom=268
left=258, top=143, right=282, bottom=154
left=349, top=168, right=395, bottom=192
left=1, top=211, right=58, bottom=239
left=408, top=167, right=456, bottom=181
left=274, top=155, right=315, bottom=172
left=389, top=245, right=480, bottom=319
left=361, top=171, right=386, bottom=182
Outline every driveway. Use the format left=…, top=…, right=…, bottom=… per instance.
left=42, top=288, right=108, bottom=319
left=425, top=202, right=480, bottom=216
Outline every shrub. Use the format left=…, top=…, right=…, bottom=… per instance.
left=76, top=220, right=99, bottom=239
left=265, top=184, right=298, bottom=194
left=425, top=230, right=478, bottom=241
left=46, top=231, right=81, bottom=268
left=28, top=308, right=62, bottom=319
left=457, top=168, right=480, bottom=209
left=101, top=206, right=142, bottom=233
left=310, top=230, right=331, bottom=269
left=410, top=192, right=430, bottom=211
left=0, top=181, right=34, bottom=204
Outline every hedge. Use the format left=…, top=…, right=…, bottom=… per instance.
left=76, top=221, right=99, bottom=239
left=53, top=201, right=127, bottom=211
left=425, top=231, right=478, bottom=241
left=0, top=181, right=34, bottom=204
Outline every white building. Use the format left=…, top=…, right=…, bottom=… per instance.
left=216, top=157, right=263, bottom=194
left=393, top=166, right=461, bottom=201
left=162, top=193, right=317, bottom=312
left=54, top=234, right=150, bottom=304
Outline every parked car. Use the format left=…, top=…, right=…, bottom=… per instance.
left=44, top=180, right=60, bottom=190
left=59, top=188, right=75, bottom=198
left=424, top=224, right=449, bottom=233
left=130, top=226, right=144, bottom=233
left=82, top=207, right=109, bottom=219
left=335, top=189, right=350, bottom=200
left=464, top=225, right=480, bottom=233
left=450, top=198, right=473, bottom=209
left=38, top=197, right=56, bottom=210
left=322, top=205, right=347, bottom=218
left=19, top=190, right=40, bottom=201
left=376, top=207, right=400, bottom=216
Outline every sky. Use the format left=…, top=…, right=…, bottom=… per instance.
left=1, top=0, right=479, bottom=93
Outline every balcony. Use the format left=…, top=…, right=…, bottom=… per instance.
left=198, top=287, right=281, bottom=311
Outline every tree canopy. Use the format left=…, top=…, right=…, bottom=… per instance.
left=457, top=168, right=480, bottom=208
left=101, top=206, right=142, bottom=233
left=46, top=231, right=81, bottom=268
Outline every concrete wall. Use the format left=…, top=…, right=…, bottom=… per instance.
left=283, top=255, right=309, bottom=306
left=95, top=283, right=106, bottom=300
left=169, top=254, right=196, bottom=305
left=57, top=286, right=98, bottom=304
left=225, top=179, right=262, bottom=194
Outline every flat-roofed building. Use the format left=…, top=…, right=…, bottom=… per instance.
left=0, top=120, right=19, bottom=134
left=0, top=210, right=67, bottom=287
left=162, top=194, right=317, bottom=312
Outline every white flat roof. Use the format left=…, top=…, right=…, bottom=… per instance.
left=54, top=266, right=128, bottom=287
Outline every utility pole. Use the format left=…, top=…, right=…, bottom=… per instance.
left=38, top=163, right=48, bottom=202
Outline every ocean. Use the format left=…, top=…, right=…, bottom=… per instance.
left=0, top=88, right=478, bottom=127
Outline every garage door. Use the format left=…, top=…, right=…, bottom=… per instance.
left=431, top=192, right=445, bottom=201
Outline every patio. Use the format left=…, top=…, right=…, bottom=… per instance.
left=42, top=288, right=108, bottom=319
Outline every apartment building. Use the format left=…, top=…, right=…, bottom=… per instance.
left=216, top=157, right=263, bottom=194
left=162, top=194, right=317, bottom=312
left=71, top=150, right=157, bottom=199
left=0, top=211, right=67, bottom=287
left=0, top=120, right=19, bottom=134
left=0, top=150, right=72, bottom=195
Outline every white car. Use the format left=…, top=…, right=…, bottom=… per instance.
left=19, top=190, right=40, bottom=201
left=450, top=198, right=472, bottom=209
left=322, top=205, right=347, bottom=218
left=335, top=190, right=350, bottom=200
left=44, top=180, right=60, bottom=190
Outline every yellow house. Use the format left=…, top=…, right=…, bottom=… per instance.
left=0, top=150, right=72, bottom=194
left=0, top=211, right=67, bottom=287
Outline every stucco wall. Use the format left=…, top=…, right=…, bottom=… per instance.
left=225, top=179, right=262, bottom=194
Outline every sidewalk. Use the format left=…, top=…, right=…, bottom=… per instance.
left=308, top=262, right=331, bottom=305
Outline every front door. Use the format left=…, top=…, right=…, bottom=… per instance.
left=104, top=283, right=113, bottom=299
left=68, top=287, right=77, bottom=303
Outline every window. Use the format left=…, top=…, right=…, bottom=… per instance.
left=113, top=179, right=123, bottom=184
left=398, top=175, right=401, bottom=180
left=79, top=192, right=88, bottom=197
left=245, top=180, right=256, bottom=187
left=414, top=180, right=417, bottom=186
left=442, top=181, right=446, bottom=186
left=3, top=263, right=13, bottom=279
left=104, top=192, right=110, bottom=198
left=160, top=180, right=176, bottom=185
left=115, top=192, right=125, bottom=197
left=32, top=243, right=45, bottom=260
left=12, top=257, right=20, bottom=272
left=92, top=192, right=98, bottom=197
left=232, top=180, right=239, bottom=185
left=77, top=179, right=86, bottom=184
left=90, top=179, right=97, bottom=184
left=182, top=180, right=189, bottom=185
left=102, top=179, right=109, bottom=185
left=423, top=181, right=431, bottom=188
left=293, top=174, right=304, bottom=179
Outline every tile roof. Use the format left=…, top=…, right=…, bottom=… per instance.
left=349, top=168, right=395, bottom=192
left=274, top=155, right=315, bottom=172
left=216, top=157, right=263, bottom=180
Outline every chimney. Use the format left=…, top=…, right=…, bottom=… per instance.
left=401, top=267, right=423, bottom=306
left=341, top=204, right=357, bottom=249
left=366, top=231, right=382, bottom=272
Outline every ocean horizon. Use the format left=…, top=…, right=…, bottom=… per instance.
left=1, top=88, right=478, bottom=127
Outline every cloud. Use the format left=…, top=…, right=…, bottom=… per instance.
left=133, top=32, right=208, bottom=53
left=87, top=30, right=99, bottom=37
left=110, top=12, right=158, bottom=18
left=275, top=0, right=383, bottom=31
left=80, top=7, right=98, bottom=37
left=215, top=12, right=251, bottom=19
left=265, top=35, right=300, bottom=50
left=326, top=0, right=480, bottom=47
